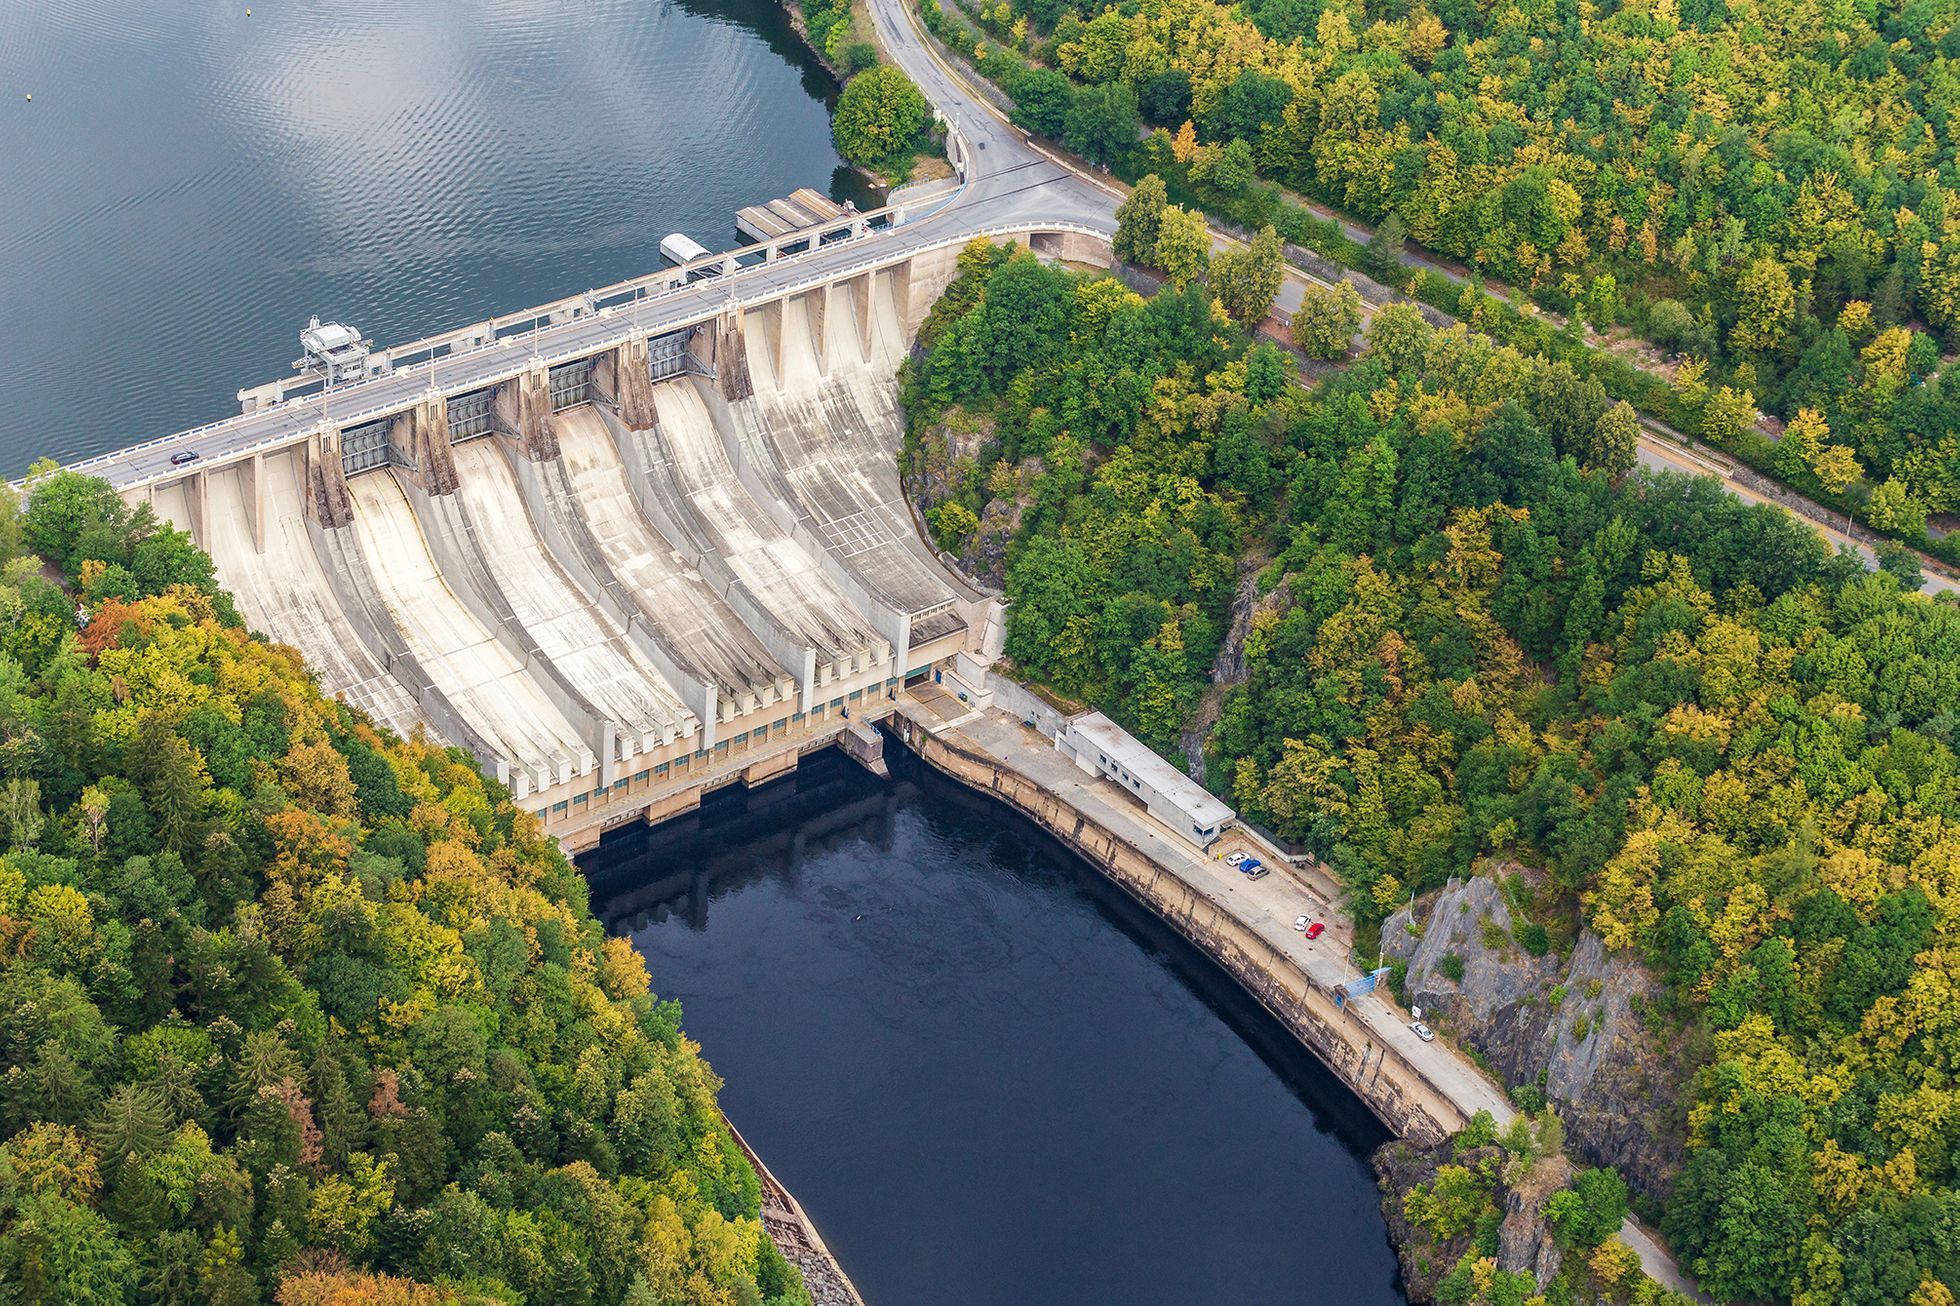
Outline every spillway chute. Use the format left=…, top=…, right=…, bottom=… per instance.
left=341, top=470, right=595, bottom=798
left=191, top=452, right=422, bottom=736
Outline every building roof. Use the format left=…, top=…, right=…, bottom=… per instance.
left=1067, top=712, right=1235, bottom=827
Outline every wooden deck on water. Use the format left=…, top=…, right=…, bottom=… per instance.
left=736, top=187, right=852, bottom=244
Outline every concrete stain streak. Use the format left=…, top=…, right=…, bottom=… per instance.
left=449, top=438, right=697, bottom=747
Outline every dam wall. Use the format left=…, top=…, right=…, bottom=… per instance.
left=122, top=233, right=1102, bottom=850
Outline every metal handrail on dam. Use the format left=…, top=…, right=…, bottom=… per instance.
left=46, top=216, right=1107, bottom=498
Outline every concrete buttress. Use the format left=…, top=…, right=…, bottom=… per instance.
left=389, top=392, right=459, bottom=495
left=494, top=358, right=558, bottom=460
left=595, top=335, right=660, bottom=431
left=853, top=270, right=875, bottom=359
left=808, top=287, right=829, bottom=378
left=705, top=310, right=752, bottom=401
left=303, top=425, right=354, bottom=528
left=246, top=453, right=265, bottom=552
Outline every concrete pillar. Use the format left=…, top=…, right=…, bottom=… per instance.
left=702, top=309, right=751, bottom=402
left=302, top=424, right=353, bottom=528
left=185, top=471, right=209, bottom=548
left=854, top=270, right=875, bottom=363
left=810, top=286, right=830, bottom=379
left=389, top=392, right=458, bottom=495
left=595, top=335, right=659, bottom=430
left=247, top=453, right=266, bottom=553
left=769, top=298, right=787, bottom=386
left=894, top=610, right=913, bottom=684
left=493, top=359, right=558, bottom=461
left=892, top=255, right=919, bottom=340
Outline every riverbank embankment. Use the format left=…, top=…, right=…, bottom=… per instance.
left=724, top=1116, right=869, bottom=1306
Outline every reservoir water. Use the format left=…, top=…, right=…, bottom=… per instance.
left=0, top=0, right=876, bottom=471
left=587, top=749, right=1404, bottom=1306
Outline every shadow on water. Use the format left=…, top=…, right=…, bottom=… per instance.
left=584, top=743, right=1405, bottom=1306
left=670, top=0, right=849, bottom=107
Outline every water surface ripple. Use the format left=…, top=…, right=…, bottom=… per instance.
left=0, top=0, right=873, bottom=470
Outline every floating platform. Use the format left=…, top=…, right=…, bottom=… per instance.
left=735, top=187, right=851, bottom=244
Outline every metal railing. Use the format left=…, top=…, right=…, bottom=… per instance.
left=46, top=215, right=1108, bottom=495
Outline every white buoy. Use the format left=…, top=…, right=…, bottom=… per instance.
left=246, top=7, right=251, bottom=13
left=23, top=93, right=30, bottom=102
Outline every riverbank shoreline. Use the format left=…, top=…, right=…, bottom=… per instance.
left=778, top=0, right=954, bottom=190
left=886, top=689, right=1486, bottom=1145
left=724, top=1114, right=869, bottom=1306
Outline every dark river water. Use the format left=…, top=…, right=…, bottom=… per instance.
left=0, top=0, right=877, bottom=471
left=586, top=748, right=1404, bottom=1306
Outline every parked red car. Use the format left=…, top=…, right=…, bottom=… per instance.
left=1304, top=921, right=1326, bottom=940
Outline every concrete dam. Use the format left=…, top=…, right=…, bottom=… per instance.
left=117, top=227, right=1119, bottom=849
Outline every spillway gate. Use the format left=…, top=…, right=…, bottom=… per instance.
left=448, top=389, right=494, bottom=441
left=549, top=359, right=594, bottom=410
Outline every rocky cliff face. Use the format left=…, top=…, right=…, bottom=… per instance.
left=1381, top=875, right=1692, bottom=1207
left=1376, top=1140, right=1464, bottom=1302
left=1375, top=1140, right=1569, bottom=1301
left=905, top=418, right=1026, bottom=589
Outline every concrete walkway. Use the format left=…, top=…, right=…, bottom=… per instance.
left=898, top=685, right=1703, bottom=1299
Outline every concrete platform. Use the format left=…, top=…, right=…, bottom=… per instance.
left=736, top=187, right=850, bottom=244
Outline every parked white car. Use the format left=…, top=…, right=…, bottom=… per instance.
left=1410, top=1021, right=1435, bottom=1043
left=1224, top=851, right=1246, bottom=866
left=1293, top=915, right=1310, bottom=931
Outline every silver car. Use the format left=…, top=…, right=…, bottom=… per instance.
left=1410, top=1022, right=1435, bottom=1042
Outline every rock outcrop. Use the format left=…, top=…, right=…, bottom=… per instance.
left=1497, top=1153, right=1571, bottom=1288
left=1375, top=1140, right=1570, bottom=1301
left=1382, top=875, right=1692, bottom=1206
left=905, top=417, right=1034, bottom=589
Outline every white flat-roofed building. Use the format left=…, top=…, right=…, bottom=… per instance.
left=1060, top=711, right=1234, bottom=850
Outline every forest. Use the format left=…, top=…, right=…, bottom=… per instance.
left=903, top=241, right=1960, bottom=1304
left=0, top=469, right=806, bottom=1304
left=925, top=0, right=1960, bottom=563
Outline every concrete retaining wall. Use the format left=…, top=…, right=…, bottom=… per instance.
left=890, top=718, right=1468, bottom=1146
